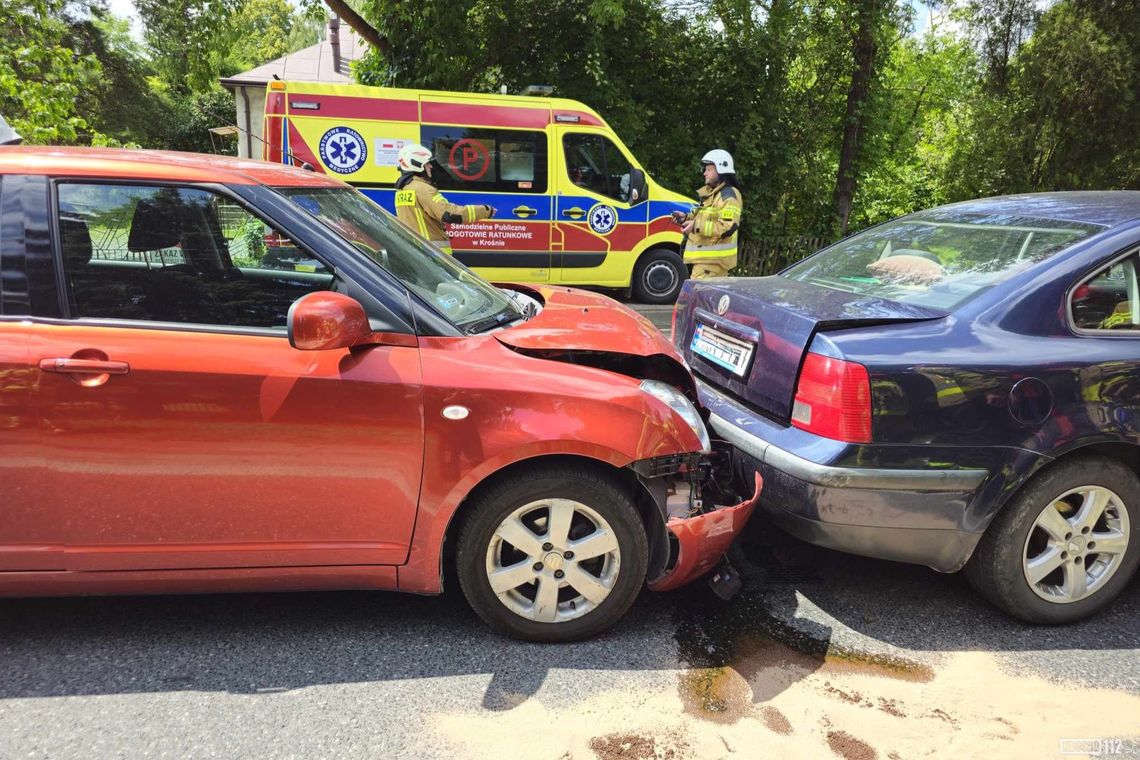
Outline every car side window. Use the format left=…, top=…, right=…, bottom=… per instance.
left=56, top=183, right=334, bottom=330
left=562, top=133, right=633, bottom=204
left=1072, top=252, right=1140, bottom=331
left=420, top=126, right=548, bottom=194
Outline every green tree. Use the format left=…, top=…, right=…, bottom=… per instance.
left=136, top=0, right=241, bottom=93
left=0, top=0, right=104, bottom=144
left=223, top=0, right=297, bottom=75
left=852, top=32, right=979, bottom=226
left=831, top=0, right=913, bottom=234
left=1010, top=0, right=1138, bottom=189
left=63, top=4, right=170, bottom=146
left=953, top=0, right=1038, bottom=91
left=945, top=0, right=1139, bottom=195
left=151, top=84, right=237, bottom=153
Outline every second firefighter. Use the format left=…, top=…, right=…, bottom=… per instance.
left=672, top=149, right=742, bottom=279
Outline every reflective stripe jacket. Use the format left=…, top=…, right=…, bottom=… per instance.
left=682, top=182, right=742, bottom=268
left=394, top=174, right=492, bottom=252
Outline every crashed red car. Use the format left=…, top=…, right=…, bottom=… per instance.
left=0, top=148, right=759, bottom=641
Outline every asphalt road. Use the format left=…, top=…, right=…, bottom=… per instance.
left=2, top=299, right=1137, bottom=758
left=2, top=517, right=1137, bottom=759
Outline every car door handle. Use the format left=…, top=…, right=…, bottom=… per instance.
left=512, top=206, right=538, bottom=218
left=39, top=358, right=130, bottom=375
left=562, top=207, right=586, bottom=219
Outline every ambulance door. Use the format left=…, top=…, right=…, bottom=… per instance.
left=553, top=129, right=649, bottom=286
left=420, top=125, right=552, bottom=282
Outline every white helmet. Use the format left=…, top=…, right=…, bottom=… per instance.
left=701, top=149, right=734, bottom=175
left=397, top=143, right=434, bottom=173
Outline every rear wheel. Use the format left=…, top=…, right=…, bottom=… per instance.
left=966, top=456, right=1140, bottom=624
left=456, top=464, right=648, bottom=641
left=632, top=248, right=686, bottom=304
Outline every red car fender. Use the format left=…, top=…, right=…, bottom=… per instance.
left=397, top=335, right=706, bottom=594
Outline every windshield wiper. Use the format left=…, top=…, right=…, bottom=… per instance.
left=463, top=307, right=523, bottom=335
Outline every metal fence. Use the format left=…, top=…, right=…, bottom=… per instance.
left=735, top=236, right=831, bottom=276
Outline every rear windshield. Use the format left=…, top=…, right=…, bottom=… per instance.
left=782, top=214, right=1104, bottom=310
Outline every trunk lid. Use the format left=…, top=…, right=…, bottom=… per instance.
left=673, top=276, right=946, bottom=420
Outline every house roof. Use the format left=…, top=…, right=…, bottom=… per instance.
left=219, top=28, right=366, bottom=88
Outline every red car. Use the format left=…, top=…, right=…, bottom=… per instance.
left=0, top=148, right=759, bottom=641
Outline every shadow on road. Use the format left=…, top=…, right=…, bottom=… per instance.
left=2, top=514, right=1135, bottom=708
left=0, top=583, right=677, bottom=708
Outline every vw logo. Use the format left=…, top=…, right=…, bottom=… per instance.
left=717, top=295, right=731, bottom=315
left=587, top=203, right=618, bottom=235
left=318, top=126, right=367, bottom=174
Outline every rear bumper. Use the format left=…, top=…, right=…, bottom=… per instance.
left=699, top=381, right=989, bottom=573
left=647, top=472, right=762, bottom=592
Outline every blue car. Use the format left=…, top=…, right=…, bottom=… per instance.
left=676, top=192, right=1140, bottom=623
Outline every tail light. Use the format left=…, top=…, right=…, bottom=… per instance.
left=791, top=352, right=872, bottom=443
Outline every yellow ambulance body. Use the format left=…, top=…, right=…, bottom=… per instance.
left=263, top=81, right=692, bottom=303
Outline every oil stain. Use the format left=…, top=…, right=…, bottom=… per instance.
left=827, top=730, right=878, bottom=760
left=760, top=706, right=794, bottom=735
left=588, top=732, right=686, bottom=760
left=673, top=534, right=932, bottom=724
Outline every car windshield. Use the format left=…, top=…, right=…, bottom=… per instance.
left=275, top=186, right=523, bottom=333
left=782, top=214, right=1104, bottom=310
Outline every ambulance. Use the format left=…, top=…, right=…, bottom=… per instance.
left=263, top=81, right=693, bottom=303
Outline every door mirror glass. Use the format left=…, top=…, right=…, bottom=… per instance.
left=627, top=168, right=649, bottom=205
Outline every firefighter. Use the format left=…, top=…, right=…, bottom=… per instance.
left=672, top=149, right=742, bottom=279
left=394, top=143, right=495, bottom=254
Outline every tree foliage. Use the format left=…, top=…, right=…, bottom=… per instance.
left=3, top=0, right=324, bottom=153
left=0, top=0, right=104, bottom=144
left=4, top=0, right=1137, bottom=256
left=135, top=0, right=242, bottom=93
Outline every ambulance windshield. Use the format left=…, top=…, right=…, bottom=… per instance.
left=276, top=186, right=524, bottom=333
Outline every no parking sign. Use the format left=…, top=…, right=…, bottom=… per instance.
left=448, top=138, right=491, bottom=181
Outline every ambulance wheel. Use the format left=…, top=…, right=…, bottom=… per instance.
left=633, top=248, right=686, bottom=304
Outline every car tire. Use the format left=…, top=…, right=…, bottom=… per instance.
left=965, top=455, right=1140, bottom=624
left=632, top=248, right=686, bottom=304
left=456, top=464, right=648, bottom=642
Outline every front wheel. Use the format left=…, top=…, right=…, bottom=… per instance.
left=965, top=456, right=1140, bottom=624
left=632, top=248, right=686, bottom=304
left=456, top=464, right=648, bottom=642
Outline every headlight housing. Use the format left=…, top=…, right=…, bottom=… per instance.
left=639, top=379, right=711, bottom=453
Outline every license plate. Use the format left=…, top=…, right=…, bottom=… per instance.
left=690, top=323, right=754, bottom=376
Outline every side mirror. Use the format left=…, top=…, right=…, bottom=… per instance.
left=627, top=168, right=649, bottom=205
left=287, top=292, right=416, bottom=351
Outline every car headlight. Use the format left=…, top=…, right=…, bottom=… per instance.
left=639, top=379, right=711, bottom=454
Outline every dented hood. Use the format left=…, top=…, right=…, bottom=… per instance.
left=495, top=286, right=682, bottom=362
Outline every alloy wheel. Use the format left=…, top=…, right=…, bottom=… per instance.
left=484, top=499, right=622, bottom=623
left=1022, top=485, right=1131, bottom=604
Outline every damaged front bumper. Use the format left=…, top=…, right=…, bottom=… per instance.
left=633, top=446, right=763, bottom=593
left=648, top=472, right=762, bottom=591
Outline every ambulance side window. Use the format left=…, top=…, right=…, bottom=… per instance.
left=421, top=126, right=547, bottom=194
left=563, top=134, right=633, bottom=204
